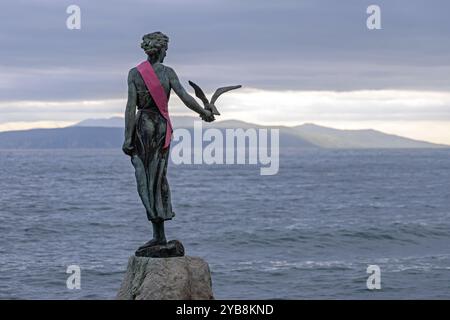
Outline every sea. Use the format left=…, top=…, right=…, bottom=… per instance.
left=0, top=148, right=449, bottom=299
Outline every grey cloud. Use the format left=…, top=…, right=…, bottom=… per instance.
left=1, top=0, right=450, bottom=102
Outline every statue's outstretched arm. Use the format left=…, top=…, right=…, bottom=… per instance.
left=123, top=70, right=138, bottom=156
left=167, top=67, right=210, bottom=118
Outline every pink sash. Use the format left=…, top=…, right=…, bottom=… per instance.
left=136, top=61, right=172, bottom=149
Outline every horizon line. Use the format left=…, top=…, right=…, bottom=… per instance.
left=0, top=116, right=449, bottom=147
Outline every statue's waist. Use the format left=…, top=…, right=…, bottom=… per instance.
left=136, top=108, right=166, bottom=122
left=137, top=105, right=160, bottom=113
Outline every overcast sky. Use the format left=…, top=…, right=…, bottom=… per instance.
left=1, top=0, right=450, bottom=143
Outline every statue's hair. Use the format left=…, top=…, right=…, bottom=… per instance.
left=140, top=32, right=169, bottom=57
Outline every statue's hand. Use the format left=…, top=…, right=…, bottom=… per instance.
left=122, top=140, right=135, bottom=156
left=200, top=109, right=215, bottom=122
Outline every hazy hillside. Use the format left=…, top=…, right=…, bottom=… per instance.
left=0, top=127, right=123, bottom=149
left=291, top=123, right=444, bottom=149
left=0, top=116, right=447, bottom=149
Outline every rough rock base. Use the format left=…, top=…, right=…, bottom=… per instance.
left=116, top=256, right=214, bottom=300
left=135, top=240, right=185, bottom=258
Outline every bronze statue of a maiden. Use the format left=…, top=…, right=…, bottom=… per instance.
left=122, top=32, right=215, bottom=251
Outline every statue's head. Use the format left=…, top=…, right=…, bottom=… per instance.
left=141, top=32, right=169, bottom=63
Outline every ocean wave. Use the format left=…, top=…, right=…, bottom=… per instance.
left=216, top=221, right=450, bottom=248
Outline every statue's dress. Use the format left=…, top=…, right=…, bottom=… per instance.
left=131, top=66, right=174, bottom=222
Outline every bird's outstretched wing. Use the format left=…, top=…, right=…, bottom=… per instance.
left=210, top=85, right=242, bottom=105
left=188, top=81, right=209, bottom=106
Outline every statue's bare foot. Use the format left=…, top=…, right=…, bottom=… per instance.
left=138, top=238, right=167, bottom=250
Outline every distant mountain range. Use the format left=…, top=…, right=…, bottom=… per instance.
left=0, top=116, right=447, bottom=149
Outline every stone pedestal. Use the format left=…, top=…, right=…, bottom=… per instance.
left=135, top=240, right=185, bottom=258
left=116, top=255, right=214, bottom=300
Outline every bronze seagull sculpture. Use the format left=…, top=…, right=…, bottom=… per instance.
left=188, top=81, right=242, bottom=116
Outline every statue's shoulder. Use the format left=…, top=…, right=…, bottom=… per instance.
left=161, top=64, right=176, bottom=77
left=128, top=67, right=139, bottom=76
left=127, top=67, right=140, bottom=83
